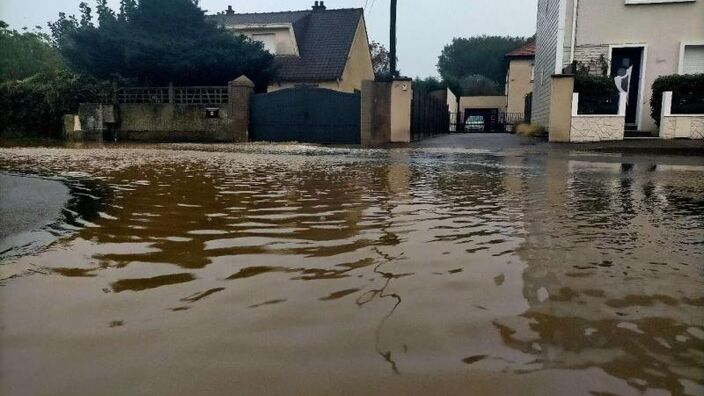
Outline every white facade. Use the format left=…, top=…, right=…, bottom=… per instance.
left=532, top=0, right=567, bottom=128
left=533, top=0, right=704, bottom=133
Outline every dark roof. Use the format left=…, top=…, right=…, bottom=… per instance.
left=506, top=41, right=536, bottom=58
left=209, top=8, right=365, bottom=82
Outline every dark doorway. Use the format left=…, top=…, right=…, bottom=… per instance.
left=610, top=47, right=643, bottom=130
left=464, top=108, right=501, bottom=133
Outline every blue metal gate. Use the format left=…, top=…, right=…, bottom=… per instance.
left=250, top=88, right=361, bottom=144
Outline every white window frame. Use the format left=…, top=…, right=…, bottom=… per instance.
left=678, top=42, right=704, bottom=74
left=608, top=43, right=648, bottom=131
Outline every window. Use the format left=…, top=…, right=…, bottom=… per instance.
left=682, top=45, right=704, bottom=74
left=530, top=63, right=535, bottom=82
left=252, top=33, right=276, bottom=54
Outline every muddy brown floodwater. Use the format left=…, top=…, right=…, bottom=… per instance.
left=0, top=144, right=703, bottom=396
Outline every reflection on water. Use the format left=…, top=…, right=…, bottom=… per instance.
left=0, top=145, right=703, bottom=396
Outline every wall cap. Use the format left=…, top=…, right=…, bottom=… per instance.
left=231, top=76, right=255, bottom=88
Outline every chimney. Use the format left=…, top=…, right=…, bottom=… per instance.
left=226, top=5, right=234, bottom=15
left=312, top=1, right=326, bottom=11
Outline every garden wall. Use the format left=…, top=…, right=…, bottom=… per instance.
left=72, top=76, right=254, bottom=143
left=569, top=93, right=628, bottom=142
left=660, top=91, right=704, bottom=139
left=116, top=103, right=237, bottom=142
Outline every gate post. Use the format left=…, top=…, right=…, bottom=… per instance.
left=228, top=76, right=255, bottom=142
left=390, top=78, right=413, bottom=143
left=548, top=74, right=575, bottom=142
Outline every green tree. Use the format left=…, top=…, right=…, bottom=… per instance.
left=0, top=71, right=112, bottom=138
left=413, top=76, right=445, bottom=94
left=438, top=35, right=529, bottom=93
left=49, top=0, right=275, bottom=88
left=0, top=21, right=64, bottom=82
left=369, top=41, right=391, bottom=79
left=456, top=74, right=501, bottom=96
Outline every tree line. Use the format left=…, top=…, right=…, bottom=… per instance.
left=372, top=36, right=532, bottom=96
left=1, top=0, right=277, bottom=138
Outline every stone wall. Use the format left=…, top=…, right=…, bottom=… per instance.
left=570, top=116, right=625, bottom=142
left=568, top=92, right=627, bottom=143
left=115, top=103, right=238, bottom=142
left=661, top=116, right=704, bottom=140
left=573, top=45, right=610, bottom=75
left=659, top=91, right=704, bottom=139
left=75, top=77, right=254, bottom=143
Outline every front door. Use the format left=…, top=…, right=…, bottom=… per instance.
left=610, top=47, right=643, bottom=129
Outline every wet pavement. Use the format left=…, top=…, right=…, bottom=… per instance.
left=0, top=141, right=703, bottom=396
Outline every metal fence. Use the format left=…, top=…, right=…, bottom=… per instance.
left=672, top=92, right=704, bottom=115
left=116, top=85, right=229, bottom=105
left=117, top=87, right=170, bottom=104
left=524, top=93, right=532, bottom=123
left=411, top=91, right=450, bottom=141
left=576, top=93, right=620, bottom=115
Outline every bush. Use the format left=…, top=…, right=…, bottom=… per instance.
left=574, top=73, right=618, bottom=96
left=0, top=71, right=112, bottom=138
left=514, top=123, right=546, bottom=137
left=651, top=74, right=704, bottom=125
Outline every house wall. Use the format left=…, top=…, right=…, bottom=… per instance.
left=338, top=17, right=375, bottom=93
left=532, top=0, right=568, bottom=130
left=507, top=58, right=534, bottom=115
left=569, top=0, right=704, bottom=133
left=459, top=96, right=508, bottom=113
left=446, top=88, right=459, bottom=116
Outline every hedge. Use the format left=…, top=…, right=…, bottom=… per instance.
left=574, top=73, right=619, bottom=96
left=651, top=74, right=704, bottom=126
left=0, top=71, right=112, bottom=138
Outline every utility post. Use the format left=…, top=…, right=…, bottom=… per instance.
left=389, top=0, right=398, bottom=78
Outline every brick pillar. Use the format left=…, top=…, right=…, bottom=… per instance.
left=228, top=76, right=255, bottom=142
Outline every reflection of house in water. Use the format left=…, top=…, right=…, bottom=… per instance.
left=498, top=155, right=704, bottom=394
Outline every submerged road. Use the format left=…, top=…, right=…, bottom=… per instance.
left=0, top=173, right=69, bottom=241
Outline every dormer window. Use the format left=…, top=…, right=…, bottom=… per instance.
left=252, top=33, right=277, bottom=54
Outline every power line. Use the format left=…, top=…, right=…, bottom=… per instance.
left=368, top=0, right=377, bottom=14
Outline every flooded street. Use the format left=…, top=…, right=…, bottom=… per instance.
left=1, top=143, right=703, bottom=396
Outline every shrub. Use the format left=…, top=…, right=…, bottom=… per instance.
left=514, top=123, right=546, bottom=137
left=0, top=71, right=112, bottom=138
left=651, top=74, right=704, bottom=125
left=574, top=74, right=618, bottom=96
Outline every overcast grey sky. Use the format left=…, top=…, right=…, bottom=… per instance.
left=0, top=0, right=538, bottom=77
